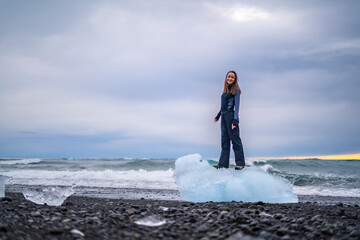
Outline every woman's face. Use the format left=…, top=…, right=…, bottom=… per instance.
left=226, top=72, right=236, bottom=85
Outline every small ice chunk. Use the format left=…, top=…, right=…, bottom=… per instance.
left=259, top=212, right=274, bottom=218
left=134, top=215, right=166, bottom=227
left=22, top=186, right=75, bottom=206
left=0, top=175, right=9, bottom=198
left=70, top=229, right=85, bottom=237
left=158, top=206, right=169, bottom=211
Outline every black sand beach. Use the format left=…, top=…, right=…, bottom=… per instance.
left=1, top=191, right=360, bottom=240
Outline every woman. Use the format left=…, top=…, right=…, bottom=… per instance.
left=214, top=70, right=245, bottom=170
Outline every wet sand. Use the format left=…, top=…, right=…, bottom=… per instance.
left=1, top=192, right=359, bottom=240
left=6, top=184, right=360, bottom=205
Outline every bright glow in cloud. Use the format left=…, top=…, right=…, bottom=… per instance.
left=204, top=2, right=270, bottom=22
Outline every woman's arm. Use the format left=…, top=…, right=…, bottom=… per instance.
left=214, top=110, right=221, bottom=122
left=233, top=88, right=240, bottom=125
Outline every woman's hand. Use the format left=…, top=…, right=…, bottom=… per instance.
left=231, top=124, right=236, bottom=130
left=214, top=118, right=218, bottom=123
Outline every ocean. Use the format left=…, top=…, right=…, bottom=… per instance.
left=1, top=156, right=359, bottom=199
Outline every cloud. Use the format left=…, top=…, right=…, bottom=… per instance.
left=0, top=0, right=359, bottom=157
left=293, top=38, right=360, bottom=58
left=1, top=55, right=60, bottom=79
left=204, top=2, right=270, bottom=22
left=0, top=87, right=218, bottom=146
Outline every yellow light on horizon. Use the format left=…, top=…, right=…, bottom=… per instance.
left=279, top=153, right=360, bottom=160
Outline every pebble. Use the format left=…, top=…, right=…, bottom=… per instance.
left=227, top=231, right=261, bottom=240
left=49, top=228, right=63, bottom=235
left=30, top=211, right=41, bottom=217
left=349, top=226, right=360, bottom=237
left=262, top=221, right=274, bottom=228
left=219, top=206, right=230, bottom=212
left=281, top=234, right=292, bottom=240
left=197, top=224, right=208, bottom=232
left=0, top=225, right=7, bottom=233
left=259, top=230, right=272, bottom=239
left=274, top=213, right=284, bottom=219
left=71, top=229, right=85, bottom=237
left=1, top=197, right=13, bottom=202
left=125, top=208, right=136, bottom=214
left=310, top=214, right=322, bottom=222
left=276, top=227, right=289, bottom=235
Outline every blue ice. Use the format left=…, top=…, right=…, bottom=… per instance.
left=22, top=186, right=75, bottom=206
left=0, top=175, right=9, bottom=198
left=174, top=154, right=298, bottom=203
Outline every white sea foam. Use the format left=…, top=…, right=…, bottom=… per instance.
left=174, top=154, right=298, bottom=203
left=293, top=186, right=360, bottom=198
left=246, top=158, right=271, bottom=166
left=0, top=158, right=42, bottom=165
left=258, top=164, right=274, bottom=172
left=1, top=169, right=177, bottom=190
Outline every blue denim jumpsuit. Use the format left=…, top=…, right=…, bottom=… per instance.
left=215, top=87, right=245, bottom=168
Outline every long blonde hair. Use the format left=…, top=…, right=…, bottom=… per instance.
left=223, top=70, right=241, bottom=95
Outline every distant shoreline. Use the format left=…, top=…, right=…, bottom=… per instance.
left=249, top=153, right=360, bottom=160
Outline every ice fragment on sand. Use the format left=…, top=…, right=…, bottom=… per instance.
left=22, top=186, right=75, bottom=206
left=228, top=230, right=260, bottom=240
left=0, top=175, right=9, bottom=198
left=134, top=215, right=166, bottom=227
left=174, top=154, right=298, bottom=203
left=159, top=206, right=169, bottom=211
left=70, top=229, right=85, bottom=237
left=259, top=212, right=274, bottom=218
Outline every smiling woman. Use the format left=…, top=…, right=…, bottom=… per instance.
left=213, top=71, right=245, bottom=170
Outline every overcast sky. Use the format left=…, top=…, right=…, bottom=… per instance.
left=1, top=0, right=359, bottom=158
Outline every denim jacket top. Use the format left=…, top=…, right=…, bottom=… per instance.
left=215, top=88, right=240, bottom=125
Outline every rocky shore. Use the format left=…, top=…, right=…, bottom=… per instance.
left=1, top=192, right=359, bottom=240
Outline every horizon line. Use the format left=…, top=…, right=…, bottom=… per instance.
left=249, top=153, right=360, bottom=160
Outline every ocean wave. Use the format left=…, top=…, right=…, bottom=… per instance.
left=2, top=157, right=359, bottom=198
left=293, top=186, right=360, bottom=197
left=258, top=163, right=276, bottom=172
left=266, top=168, right=359, bottom=186
left=0, top=158, right=42, bottom=165
left=1, top=169, right=177, bottom=190
left=246, top=158, right=272, bottom=165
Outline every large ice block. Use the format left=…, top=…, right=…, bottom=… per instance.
left=174, top=154, right=298, bottom=203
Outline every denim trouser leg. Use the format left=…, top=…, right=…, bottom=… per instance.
left=219, top=114, right=231, bottom=168
left=231, top=125, right=245, bottom=167
left=218, top=111, right=245, bottom=168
